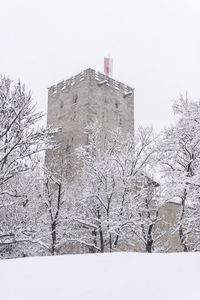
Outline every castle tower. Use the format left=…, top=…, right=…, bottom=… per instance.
left=46, top=68, right=134, bottom=178
left=45, top=70, right=184, bottom=254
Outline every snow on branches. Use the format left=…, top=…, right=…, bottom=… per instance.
left=68, top=122, right=162, bottom=253
left=158, top=96, right=200, bottom=251
left=0, top=76, right=57, bottom=189
left=0, top=75, right=57, bottom=257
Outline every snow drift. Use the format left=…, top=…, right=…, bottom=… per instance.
left=1, top=252, right=200, bottom=300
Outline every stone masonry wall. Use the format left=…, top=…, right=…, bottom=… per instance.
left=45, top=68, right=134, bottom=178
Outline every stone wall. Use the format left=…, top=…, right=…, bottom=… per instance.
left=45, top=68, right=134, bottom=178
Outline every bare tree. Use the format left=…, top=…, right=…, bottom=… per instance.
left=67, top=122, right=162, bottom=253
left=158, top=96, right=200, bottom=251
left=40, top=169, right=67, bottom=256
left=0, top=75, right=56, bottom=257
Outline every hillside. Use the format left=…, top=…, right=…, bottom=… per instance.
left=1, top=252, right=200, bottom=300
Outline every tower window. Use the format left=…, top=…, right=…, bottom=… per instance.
left=120, top=118, right=122, bottom=125
left=73, top=94, right=78, bottom=104
left=115, top=103, right=118, bottom=109
left=72, top=111, right=76, bottom=120
left=65, top=144, right=71, bottom=153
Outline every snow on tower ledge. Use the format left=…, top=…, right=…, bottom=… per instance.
left=48, top=68, right=134, bottom=96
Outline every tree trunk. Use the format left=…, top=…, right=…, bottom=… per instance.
left=109, top=233, right=112, bottom=252
left=179, top=225, right=188, bottom=252
left=99, top=229, right=104, bottom=253
left=51, top=221, right=56, bottom=256
left=146, top=224, right=153, bottom=253
left=146, top=239, right=153, bottom=253
left=179, top=189, right=188, bottom=252
left=89, top=230, right=97, bottom=253
left=97, top=208, right=104, bottom=252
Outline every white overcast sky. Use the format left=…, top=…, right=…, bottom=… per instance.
left=0, top=0, right=200, bottom=132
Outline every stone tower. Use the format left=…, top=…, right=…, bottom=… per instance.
left=45, top=68, right=183, bottom=253
left=46, top=68, right=134, bottom=178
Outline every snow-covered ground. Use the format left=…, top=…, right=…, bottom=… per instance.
left=1, top=252, right=200, bottom=300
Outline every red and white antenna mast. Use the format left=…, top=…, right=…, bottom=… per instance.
left=104, top=57, right=113, bottom=77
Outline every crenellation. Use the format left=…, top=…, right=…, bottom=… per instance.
left=71, top=76, right=75, bottom=86
left=61, top=80, right=66, bottom=90
left=48, top=70, right=87, bottom=96
left=94, top=70, right=102, bottom=80
left=65, top=78, right=72, bottom=87
left=124, top=85, right=128, bottom=92
left=52, top=85, right=57, bottom=94
left=114, top=80, right=120, bottom=90
left=80, top=71, right=85, bottom=81
left=48, top=68, right=134, bottom=97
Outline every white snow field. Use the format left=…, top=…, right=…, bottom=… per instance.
left=1, top=252, right=200, bottom=300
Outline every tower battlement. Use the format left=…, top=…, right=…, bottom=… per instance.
left=48, top=68, right=134, bottom=97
